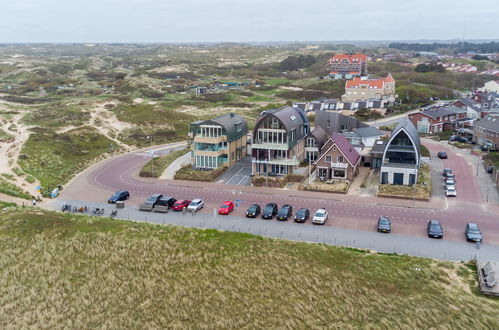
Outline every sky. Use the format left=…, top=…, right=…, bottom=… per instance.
left=1, top=0, right=498, bottom=43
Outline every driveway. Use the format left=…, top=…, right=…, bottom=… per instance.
left=215, top=157, right=252, bottom=186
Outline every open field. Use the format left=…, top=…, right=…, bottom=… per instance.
left=0, top=208, right=497, bottom=328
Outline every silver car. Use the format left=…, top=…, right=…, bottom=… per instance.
left=312, top=208, right=328, bottom=225
left=445, top=186, right=457, bottom=197
left=187, top=199, right=204, bottom=212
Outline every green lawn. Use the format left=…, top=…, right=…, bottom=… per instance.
left=139, top=147, right=189, bottom=178
left=0, top=208, right=496, bottom=328
left=18, top=127, right=115, bottom=191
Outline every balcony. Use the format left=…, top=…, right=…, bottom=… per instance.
left=193, top=135, right=227, bottom=144
left=252, top=157, right=300, bottom=166
left=305, top=146, right=318, bottom=152
left=251, top=142, right=289, bottom=151
left=194, top=149, right=225, bottom=157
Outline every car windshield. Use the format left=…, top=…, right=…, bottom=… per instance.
left=296, top=209, right=306, bottom=216
left=315, top=212, right=325, bottom=217
left=220, top=204, right=229, bottom=209
left=147, top=196, right=157, bottom=202
left=379, top=218, right=389, bottom=225
left=174, top=201, right=184, bottom=205
left=430, top=224, right=441, bottom=231
left=111, top=193, right=120, bottom=198
left=191, top=201, right=199, bottom=205
left=248, top=206, right=257, bottom=212
left=264, top=206, right=273, bottom=212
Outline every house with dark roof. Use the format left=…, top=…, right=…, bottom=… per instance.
left=251, top=106, right=310, bottom=176
left=473, top=115, right=499, bottom=149
left=315, top=111, right=368, bottom=135
left=304, top=127, right=328, bottom=162
left=314, top=133, right=361, bottom=181
left=408, top=106, right=470, bottom=133
left=452, top=98, right=481, bottom=119
left=475, top=92, right=499, bottom=117
left=380, top=119, right=421, bottom=185
left=189, top=113, right=248, bottom=169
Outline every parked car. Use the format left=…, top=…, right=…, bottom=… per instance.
left=312, top=208, right=328, bottom=225
left=377, top=216, right=391, bottom=233
left=157, top=196, right=176, bottom=208
left=143, top=194, right=162, bottom=207
left=108, top=190, right=130, bottom=203
left=187, top=199, right=204, bottom=212
left=261, top=203, right=278, bottom=219
left=458, top=136, right=469, bottom=143
left=246, top=204, right=261, bottom=218
left=437, top=151, right=448, bottom=159
left=449, top=135, right=459, bottom=142
left=465, top=223, right=483, bottom=242
left=218, top=201, right=234, bottom=215
left=427, top=220, right=444, bottom=239
left=445, top=186, right=457, bottom=197
left=445, top=178, right=455, bottom=186
left=443, top=168, right=453, bottom=177
left=171, top=199, right=191, bottom=211
left=294, top=208, right=310, bottom=223
left=486, top=165, right=495, bottom=174
left=277, top=204, right=293, bottom=221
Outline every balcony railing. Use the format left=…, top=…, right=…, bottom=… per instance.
left=193, top=135, right=226, bottom=144
left=252, top=157, right=300, bottom=166
left=251, top=142, right=289, bottom=151
left=330, top=162, right=348, bottom=168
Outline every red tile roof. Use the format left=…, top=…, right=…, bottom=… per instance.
left=329, top=53, right=367, bottom=64
left=345, top=75, right=395, bottom=89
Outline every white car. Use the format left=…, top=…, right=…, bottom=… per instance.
left=187, top=199, right=204, bottom=212
left=445, top=186, right=457, bottom=197
left=312, top=208, right=328, bottom=225
left=445, top=178, right=455, bottom=186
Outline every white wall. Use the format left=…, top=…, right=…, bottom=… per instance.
left=380, top=166, right=419, bottom=185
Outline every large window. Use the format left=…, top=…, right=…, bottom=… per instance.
left=195, top=155, right=219, bottom=169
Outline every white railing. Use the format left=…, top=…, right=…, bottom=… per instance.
left=252, top=157, right=300, bottom=166
left=331, top=162, right=348, bottom=168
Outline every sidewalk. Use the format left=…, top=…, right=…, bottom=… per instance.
left=47, top=199, right=499, bottom=263
left=159, top=151, right=191, bottom=179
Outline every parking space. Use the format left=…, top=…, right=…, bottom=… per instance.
left=216, top=157, right=252, bottom=186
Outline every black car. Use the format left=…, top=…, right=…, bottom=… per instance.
left=277, top=204, right=293, bottom=221
left=443, top=168, right=453, bottom=177
left=427, top=220, right=444, bottom=239
left=246, top=204, right=261, bottom=218
left=486, top=165, right=495, bottom=174
left=294, top=208, right=310, bottom=223
left=261, top=203, right=278, bottom=219
left=449, top=135, right=459, bottom=142
left=377, top=216, right=391, bottom=233
left=446, top=173, right=456, bottom=182
left=143, top=194, right=163, bottom=207
left=465, top=223, right=483, bottom=242
left=437, top=151, right=448, bottom=159
left=108, top=190, right=130, bottom=203
left=458, top=136, right=469, bottom=143
left=157, top=195, right=176, bottom=208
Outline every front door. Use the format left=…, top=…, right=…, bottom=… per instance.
left=381, top=172, right=388, bottom=184
left=393, top=173, right=404, bottom=185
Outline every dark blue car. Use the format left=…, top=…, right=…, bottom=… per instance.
left=108, top=190, right=130, bottom=203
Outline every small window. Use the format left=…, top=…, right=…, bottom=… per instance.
left=325, top=156, right=332, bottom=163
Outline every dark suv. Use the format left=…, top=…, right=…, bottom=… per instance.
left=465, top=223, right=482, bottom=242
left=157, top=196, right=176, bottom=208
left=294, top=208, right=310, bottom=223
left=427, top=220, right=444, bottom=239
left=108, top=190, right=130, bottom=203
left=277, top=204, right=293, bottom=221
left=246, top=204, right=261, bottom=218
left=261, top=203, right=278, bottom=219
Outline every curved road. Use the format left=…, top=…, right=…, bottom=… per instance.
left=62, top=140, right=499, bottom=245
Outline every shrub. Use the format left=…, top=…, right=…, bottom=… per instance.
left=139, top=148, right=189, bottom=178
left=174, top=165, right=227, bottom=182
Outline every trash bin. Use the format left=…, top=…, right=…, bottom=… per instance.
left=116, top=201, right=125, bottom=209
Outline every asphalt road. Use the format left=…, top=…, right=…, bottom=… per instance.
left=57, top=140, right=499, bottom=250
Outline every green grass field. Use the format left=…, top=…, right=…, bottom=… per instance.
left=0, top=208, right=496, bottom=328
left=18, top=127, right=114, bottom=190
left=139, top=147, right=189, bottom=177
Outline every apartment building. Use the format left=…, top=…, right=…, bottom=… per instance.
left=342, top=74, right=396, bottom=103
left=329, top=53, right=368, bottom=79
left=189, top=113, right=248, bottom=169
left=473, top=115, right=499, bottom=149
left=251, top=106, right=309, bottom=176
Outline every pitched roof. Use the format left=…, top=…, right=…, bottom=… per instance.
left=315, top=111, right=368, bottom=134
left=345, top=75, right=395, bottom=89
left=354, top=126, right=382, bottom=138
left=454, top=98, right=481, bottom=111
left=330, top=133, right=361, bottom=165
left=416, top=106, right=467, bottom=119
left=330, top=53, right=368, bottom=64
left=474, top=115, right=499, bottom=133
left=392, top=118, right=421, bottom=152
left=308, top=127, right=328, bottom=146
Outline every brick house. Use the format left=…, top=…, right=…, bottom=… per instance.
left=408, top=106, right=470, bottom=133
left=314, top=133, right=361, bottom=181
left=473, top=115, right=499, bottom=149
left=342, top=74, right=396, bottom=104
left=329, top=53, right=368, bottom=79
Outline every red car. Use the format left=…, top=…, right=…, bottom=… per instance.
left=218, top=201, right=235, bottom=215
left=171, top=199, right=191, bottom=211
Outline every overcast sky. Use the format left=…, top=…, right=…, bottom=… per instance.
left=1, top=0, right=498, bottom=43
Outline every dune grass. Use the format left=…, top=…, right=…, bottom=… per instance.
left=0, top=208, right=497, bottom=328
left=0, top=177, right=31, bottom=199
left=139, top=147, right=189, bottom=178
left=18, top=127, right=114, bottom=191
